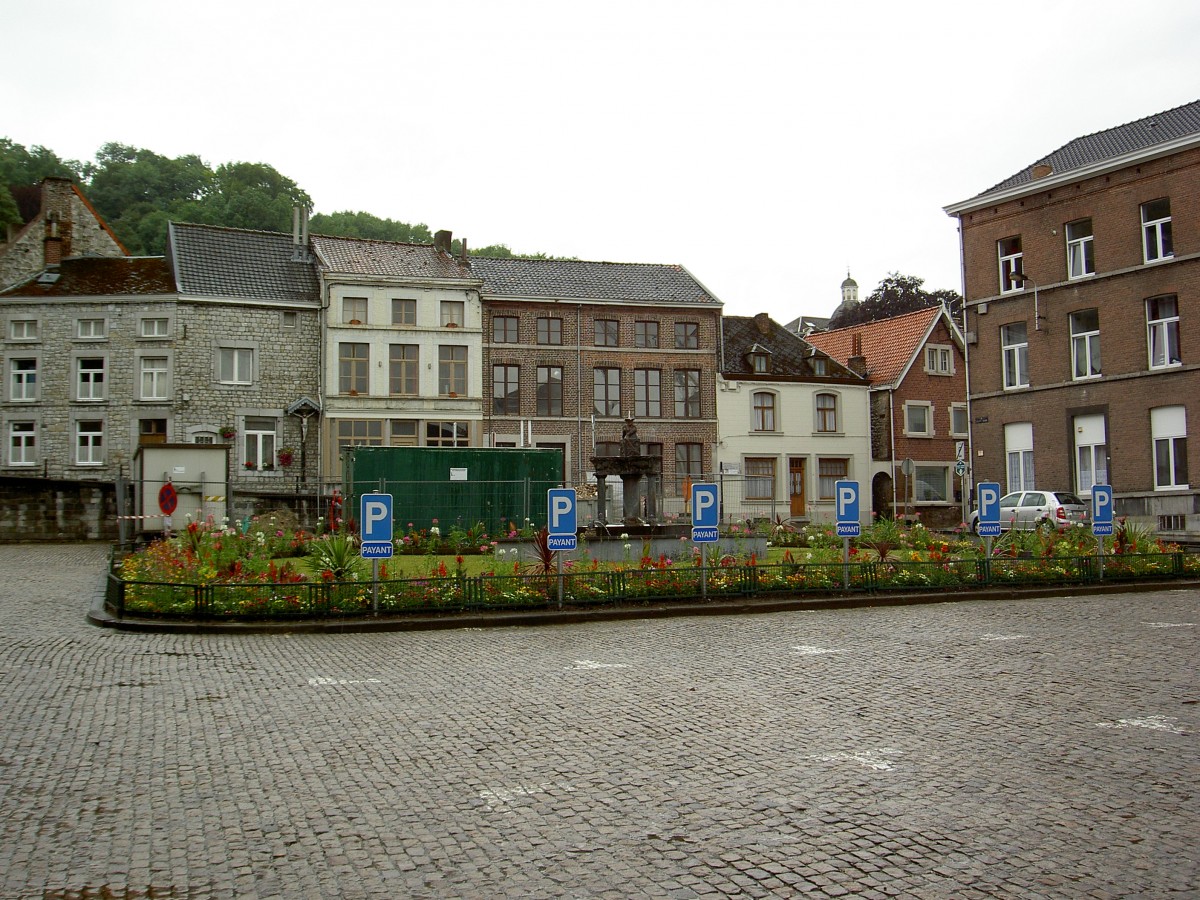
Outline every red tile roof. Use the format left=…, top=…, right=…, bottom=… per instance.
left=807, top=307, right=940, bottom=387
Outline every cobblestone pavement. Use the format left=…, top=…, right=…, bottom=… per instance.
left=0, top=544, right=1197, bottom=899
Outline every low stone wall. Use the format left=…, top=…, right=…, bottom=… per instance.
left=0, top=476, right=118, bottom=542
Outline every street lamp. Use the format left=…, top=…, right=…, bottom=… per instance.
left=1009, top=272, right=1045, bottom=330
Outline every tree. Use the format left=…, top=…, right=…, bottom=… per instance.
left=0, top=139, right=84, bottom=233
left=828, top=272, right=962, bottom=329
left=308, top=210, right=432, bottom=244
left=191, top=161, right=311, bottom=234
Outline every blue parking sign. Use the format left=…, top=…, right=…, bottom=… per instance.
left=1091, top=484, right=1113, bottom=536
left=360, top=492, right=394, bottom=558
left=977, top=482, right=1001, bottom=538
left=691, top=483, right=719, bottom=543
left=547, top=488, right=577, bottom=551
left=835, top=480, right=860, bottom=537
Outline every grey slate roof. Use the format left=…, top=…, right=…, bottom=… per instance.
left=721, top=314, right=858, bottom=380
left=471, top=256, right=720, bottom=304
left=167, top=222, right=319, bottom=303
left=311, top=235, right=477, bottom=281
left=977, top=98, right=1200, bottom=198
left=1, top=257, right=174, bottom=297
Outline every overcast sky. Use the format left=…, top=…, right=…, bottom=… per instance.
left=4, top=0, right=1198, bottom=321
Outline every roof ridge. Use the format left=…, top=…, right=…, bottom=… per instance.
left=817, top=306, right=939, bottom=336
left=170, top=220, right=291, bottom=238
left=473, top=256, right=683, bottom=270
left=310, top=232, right=440, bottom=250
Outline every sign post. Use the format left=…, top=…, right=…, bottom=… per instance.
left=835, top=481, right=861, bottom=589
left=360, top=492, right=394, bottom=614
left=547, top=489, right=578, bottom=608
left=976, top=482, right=1001, bottom=577
left=691, top=483, right=719, bottom=600
left=1091, top=484, right=1113, bottom=580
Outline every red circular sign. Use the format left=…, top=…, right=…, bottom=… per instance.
left=158, top=483, right=178, bottom=515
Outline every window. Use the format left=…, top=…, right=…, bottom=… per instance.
left=389, top=420, right=418, bottom=447
left=138, top=419, right=167, bottom=445
left=339, top=342, right=369, bottom=394
left=10, top=359, right=37, bottom=401
left=1141, top=198, right=1173, bottom=263
left=674, top=370, right=700, bottom=418
left=537, top=317, right=562, bottom=345
left=219, top=347, right=253, bottom=385
left=1066, top=219, right=1094, bottom=278
left=427, top=421, right=469, bottom=447
left=594, top=319, right=618, bottom=347
left=914, top=466, right=949, bottom=502
left=76, top=419, right=103, bottom=465
left=389, top=344, right=418, bottom=396
left=77, top=358, right=105, bottom=401
left=635, top=321, right=659, bottom=348
left=8, top=421, right=35, bottom=466
left=924, top=344, right=954, bottom=375
left=675, top=322, right=699, bottom=349
left=1001, top=323, right=1029, bottom=389
left=243, top=417, right=277, bottom=471
left=1069, top=309, right=1101, bottom=379
left=675, top=443, right=702, bottom=494
left=950, top=404, right=969, bottom=438
left=439, top=345, right=467, bottom=396
left=749, top=352, right=770, bottom=373
left=812, top=358, right=827, bottom=376
left=140, top=318, right=169, bottom=337
left=634, top=369, right=661, bottom=417
left=752, top=392, right=776, bottom=431
left=281, top=311, right=297, bottom=328
left=343, top=297, right=367, bottom=324
left=391, top=299, right=416, bottom=325
left=77, top=318, right=106, bottom=339
left=492, top=316, right=518, bottom=343
left=1005, top=422, right=1034, bottom=493
left=594, top=368, right=621, bottom=416
left=1147, top=296, right=1180, bottom=368
left=537, top=366, right=562, bottom=416
left=336, top=419, right=383, bottom=450
left=1074, top=413, right=1107, bottom=495
left=9, top=320, right=38, bottom=340
left=746, top=458, right=776, bottom=500
left=998, top=236, right=1023, bottom=293
left=140, top=356, right=169, bottom=400
left=815, top=393, right=838, bottom=433
left=1152, top=406, right=1188, bottom=489
left=905, top=402, right=932, bottom=436
left=493, top=365, right=520, bottom=414
left=818, top=458, right=848, bottom=500
left=440, top=301, right=464, bottom=327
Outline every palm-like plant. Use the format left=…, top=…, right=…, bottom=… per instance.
left=299, top=532, right=369, bottom=580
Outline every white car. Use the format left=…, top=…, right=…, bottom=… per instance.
left=968, top=490, right=1090, bottom=533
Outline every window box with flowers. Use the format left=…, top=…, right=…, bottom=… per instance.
left=220, top=426, right=237, bottom=440
left=277, top=448, right=296, bottom=468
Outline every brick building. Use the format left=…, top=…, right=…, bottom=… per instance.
left=717, top=312, right=869, bottom=525
left=472, top=256, right=721, bottom=494
left=808, top=306, right=968, bottom=526
left=944, top=99, right=1200, bottom=539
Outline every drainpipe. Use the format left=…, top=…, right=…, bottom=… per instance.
left=576, top=301, right=583, bottom=486
left=889, top=389, right=897, bottom=516
left=956, top=214, right=974, bottom=519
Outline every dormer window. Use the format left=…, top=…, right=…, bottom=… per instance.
left=746, top=344, right=771, bottom=373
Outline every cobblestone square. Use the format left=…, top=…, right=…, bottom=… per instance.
left=0, top=544, right=1196, bottom=898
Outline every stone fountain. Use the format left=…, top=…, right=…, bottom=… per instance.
left=590, top=418, right=662, bottom=528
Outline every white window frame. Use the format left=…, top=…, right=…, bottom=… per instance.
left=343, top=297, right=368, bottom=325
left=1004, top=422, right=1035, bottom=493
left=950, top=403, right=969, bottom=438
left=1147, top=296, right=1181, bottom=369
left=998, top=236, right=1023, bottom=294
left=218, top=347, right=254, bottom=385
left=1001, top=323, right=1029, bottom=389
left=1074, top=413, right=1108, bottom=496
left=75, top=419, right=104, bottom=466
left=1065, top=219, right=1094, bottom=279
left=8, top=320, right=38, bottom=341
left=243, top=416, right=278, bottom=472
left=9, top=357, right=38, bottom=402
left=924, top=344, right=954, bottom=376
left=1152, top=406, right=1188, bottom=490
left=76, top=318, right=106, bottom=340
left=8, top=420, right=36, bottom=466
left=1069, top=309, right=1101, bottom=380
left=139, top=316, right=170, bottom=338
left=76, top=356, right=107, bottom=402
left=904, top=401, right=933, bottom=437
left=139, top=356, right=170, bottom=401
left=1141, top=198, right=1173, bottom=264
left=440, top=301, right=464, bottom=327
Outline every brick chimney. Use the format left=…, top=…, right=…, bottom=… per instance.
left=433, top=230, right=452, bottom=254
left=44, top=214, right=64, bottom=266
left=847, top=333, right=867, bottom=376
left=753, top=312, right=772, bottom=335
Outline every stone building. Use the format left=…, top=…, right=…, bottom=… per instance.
left=717, top=312, right=870, bottom=525
left=472, top=256, right=722, bottom=498
left=944, top=98, right=1200, bottom=539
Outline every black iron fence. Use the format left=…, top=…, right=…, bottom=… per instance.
left=105, top=551, right=1194, bottom=622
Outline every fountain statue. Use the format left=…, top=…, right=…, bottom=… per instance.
left=591, top=418, right=662, bottom=527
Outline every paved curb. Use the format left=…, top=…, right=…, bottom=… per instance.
left=87, top=576, right=1200, bottom=634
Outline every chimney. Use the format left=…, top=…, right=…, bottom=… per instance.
left=433, top=230, right=452, bottom=254
left=847, top=355, right=868, bottom=377
left=44, top=214, right=63, bottom=266
left=753, top=312, right=772, bottom=335
left=458, top=237, right=468, bottom=260
left=851, top=332, right=862, bottom=356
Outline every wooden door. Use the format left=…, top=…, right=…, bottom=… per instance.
left=789, top=458, right=806, bottom=518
